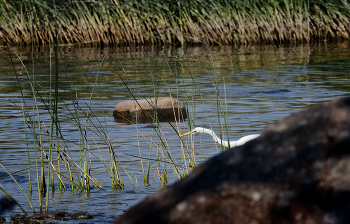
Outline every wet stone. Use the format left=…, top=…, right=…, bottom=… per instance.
left=30, top=214, right=49, bottom=220
left=29, top=211, right=67, bottom=221
left=30, top=221, right=41, bottom=224
left=48, top=211, right=67, bottom=218
left=68, top=212, right=94, bottom=219
left=0, top=216, right=5, bottom=223
left=10, top=211, right=96, bottom=223
left=113, top=97, right=187, bottom=123
left=10, top=214, right=29, bottom=223
left=11, top=214, right=26, bottom=221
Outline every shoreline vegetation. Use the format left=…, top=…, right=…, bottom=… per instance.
left=1, top=0, right=350, bottom=46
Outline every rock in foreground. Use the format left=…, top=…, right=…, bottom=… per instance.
left=114, top=96, right=350, bottom=224
left=113, top=97, right=187, bottom=123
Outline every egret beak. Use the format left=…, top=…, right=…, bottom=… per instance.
left=179, top=131, right=192, bottom=138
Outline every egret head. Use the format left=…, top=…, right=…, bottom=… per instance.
left=179, top=127, right=206, bottom=137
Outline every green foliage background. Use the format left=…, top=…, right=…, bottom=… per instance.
left=0, top=0, right=350, bottom=46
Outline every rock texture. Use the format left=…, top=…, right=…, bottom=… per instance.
left=113, top=97, right=187, bottom=123
left=7, top=211, right=98, bottom=223
left=114, top=96, right=350, bottom=224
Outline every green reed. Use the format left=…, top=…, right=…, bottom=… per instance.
left=1, top=41, right=233, bottom=215
left=2, top=43, right=133, bottom=213
left=110, top=46, right=232, bottom=188
left=1, top=0, right=350, bottom=46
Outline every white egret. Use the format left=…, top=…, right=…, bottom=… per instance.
left=179, top=127, right=260, bottom=148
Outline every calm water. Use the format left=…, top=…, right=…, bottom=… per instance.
left=1, top=42, right=350, bottom=223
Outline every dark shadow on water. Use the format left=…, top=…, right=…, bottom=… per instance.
left=248, top=88, right=291, bottom=94
left=0, top=197, right=16, bottom=215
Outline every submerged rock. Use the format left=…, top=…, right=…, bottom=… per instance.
left=10, top=214, right=27, bottom=223
left=114, top=96, right=350, bottom=224
left=68, top=212, right=94, bottom=219
left=29, top=211, right=68, bottom=221
left=113, top=97, right=187, bottom=123
left=8, top=211, right=97, bottom=223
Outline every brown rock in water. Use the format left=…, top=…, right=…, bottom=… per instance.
left=29, top=211, right=68, bottom=221
left=10, top=211, right=97, bottom=223
left=10, top=214, right=27, bottom=223
left=113, top=97, right=187, bottom=123
left=68, top=212, right=94, bottom=219
left=114, top=96, right=350, bottom=224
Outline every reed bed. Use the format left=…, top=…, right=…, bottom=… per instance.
left=2, top=43, right=127, bottom=213
left=0, top=41, right=233, bottom=215
left=1, top=0, right=350, bottom=46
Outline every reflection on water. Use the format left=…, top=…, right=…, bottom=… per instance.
left=1, top=42, right=350, bottom=222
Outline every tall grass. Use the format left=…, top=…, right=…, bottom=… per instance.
left=2, top=43, right=131, bottom=213
left=1, top=0, right=350, bottom=46
left=1, top=41, right=236, bottom=216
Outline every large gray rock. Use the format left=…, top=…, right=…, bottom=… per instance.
left=114, top=96, right=350, bottom=224
left=113, top=97, right=187, bottom=123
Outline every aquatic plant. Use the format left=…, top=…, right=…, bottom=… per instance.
left=1, top=41, right=234, bottom=215
left=0, top=0, right=350, bottom=46
left=2, top=42, right=130, bottom=213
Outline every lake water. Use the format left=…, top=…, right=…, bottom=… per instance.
left=1, top=42, right=350, bottom=223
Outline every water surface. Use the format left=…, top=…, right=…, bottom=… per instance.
left=1, top=42, right=350, bottom=222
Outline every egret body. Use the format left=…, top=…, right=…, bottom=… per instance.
left=180, top=127, right=260, bottom=148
